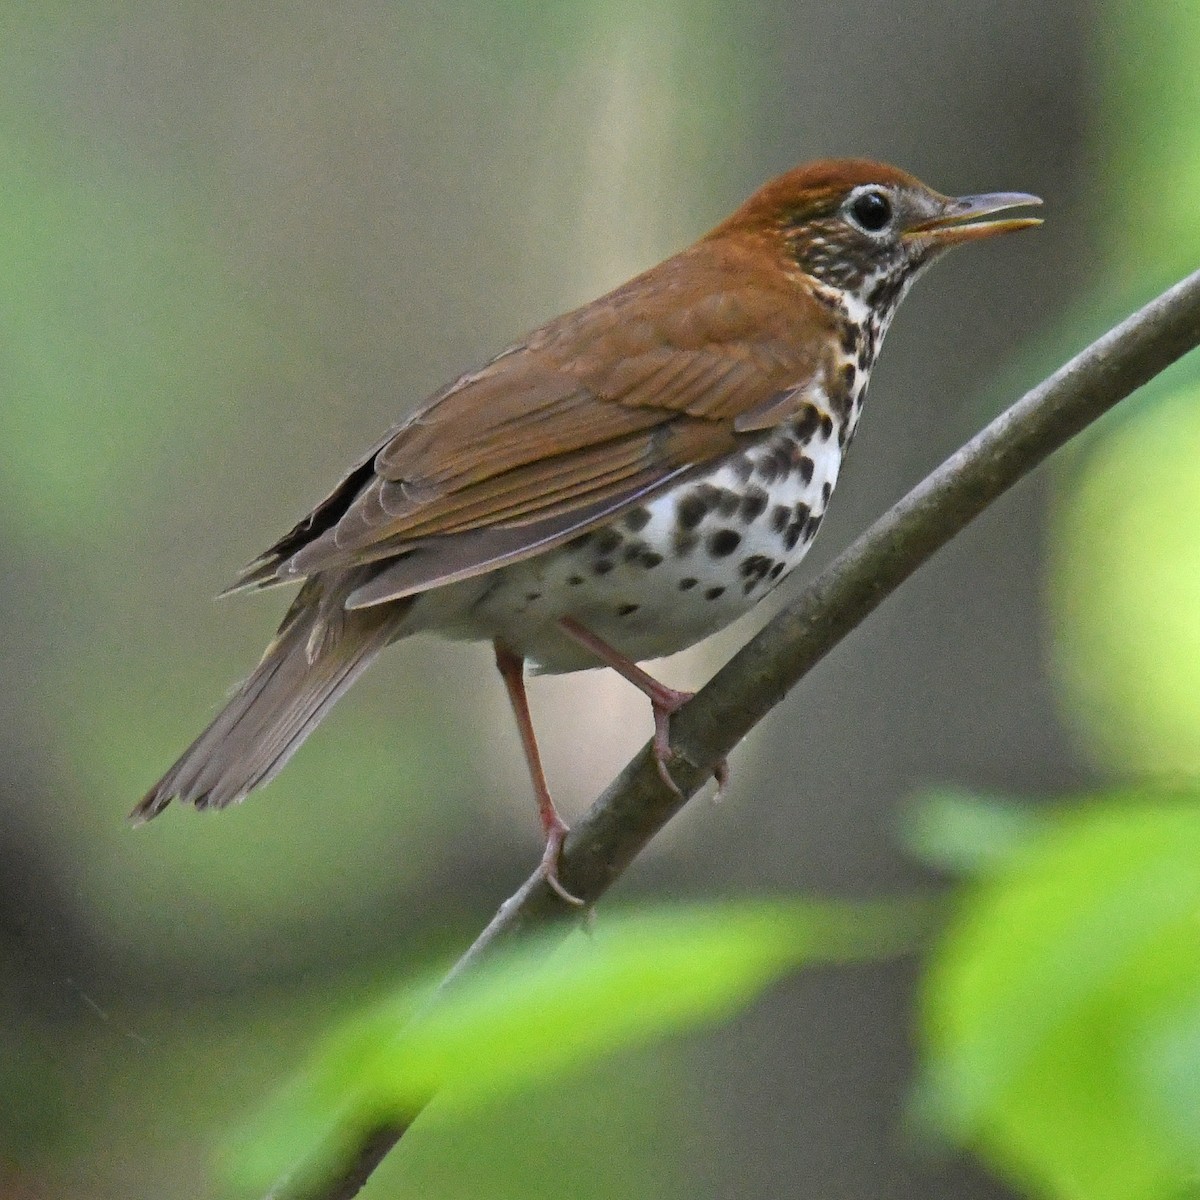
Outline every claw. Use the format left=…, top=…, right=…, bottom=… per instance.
left=539, top=816, right=585, bottom=906
left=653, top=698, right=731, bottom=803
left=712, top=758, right=730, bottom=802
left=649, top=687, right=694, bottom=798
left=654, top=751, right=683, bottom=797
left=554, top=617, right=724, bottom=802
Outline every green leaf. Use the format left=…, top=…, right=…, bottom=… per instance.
left=919, top=797, right=1200, bottom=1200
left=377, top=1050, right=693, bottom=1200
left=901, top=789, right=1047, bottom=877
left=222, top=899, right=921, bottom=1196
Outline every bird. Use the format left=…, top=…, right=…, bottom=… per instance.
left=136, top=158, right=1040, bottom=901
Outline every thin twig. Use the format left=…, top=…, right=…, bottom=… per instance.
left=274, top=266, right=1200, bottom=1200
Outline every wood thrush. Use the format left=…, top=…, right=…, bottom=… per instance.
left=137, top=159, right=1040, bottom=900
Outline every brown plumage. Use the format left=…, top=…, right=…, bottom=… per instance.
left=230, top=237, right=828, bottom=589
left=136, top=158, right=1040, bottom=898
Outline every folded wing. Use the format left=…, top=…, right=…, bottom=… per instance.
left=228, top=244, right=834, bottom=604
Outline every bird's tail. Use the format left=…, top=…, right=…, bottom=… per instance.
left=133, top=578, right=412, bottom=821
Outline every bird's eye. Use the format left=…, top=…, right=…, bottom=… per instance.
left=847, top=189, right=893, bottom=233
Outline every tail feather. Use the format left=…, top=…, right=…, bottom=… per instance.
left=134, top=583, right=411, bottom=821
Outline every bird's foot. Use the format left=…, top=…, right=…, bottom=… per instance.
left=540, top=814, right=585, bottom=906
left=647, top=684, right=728, bottom=800
left=556, top=618, right=726, bottom=800
left=647, top=684, right=693, bottom=797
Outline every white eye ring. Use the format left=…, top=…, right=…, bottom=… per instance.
left=844, top=187, right=894, bottom=235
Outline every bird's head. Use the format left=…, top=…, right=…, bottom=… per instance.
left=712, top=158, right=1041, bottom=316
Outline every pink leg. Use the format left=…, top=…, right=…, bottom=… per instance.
left=493, top=641, right=583, bottom=905
left=557, top=616, right=728, bottom=797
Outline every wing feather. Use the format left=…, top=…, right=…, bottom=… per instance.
left=233, top=239, right=836, bottom=596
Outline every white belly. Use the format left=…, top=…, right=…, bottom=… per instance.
left=405, top=412, right=846, bottom=673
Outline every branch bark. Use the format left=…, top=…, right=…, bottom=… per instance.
left=273, top=266, right=1200, bottom=1200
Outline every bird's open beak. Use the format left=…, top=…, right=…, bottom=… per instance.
left=907, top=191, right=1043, bottom=246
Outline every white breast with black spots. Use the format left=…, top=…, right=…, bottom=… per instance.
left=467, top=407, right=847, bottom=673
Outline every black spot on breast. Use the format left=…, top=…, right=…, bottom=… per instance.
left=783, top=523, right=804, bottom=551
left=841, top=362, right=856, bottom=392
left=794, top=405, right=821, bottom=440
left=677, top=488, right=714, bottom=530
left=525, top=592, right=541, bottom=603
left=839, top=325, right=858, bottom=356
left=771, top=504, right=790, bottom=534
left=805, top=512, right=823, bottom=538
left=674, top=528, right=699, bottom=557
left=594, top=559, right=614, bottom=575
left=568, top=574, right=584, bottom=586
left=740, top=554, right=772, bottom=580
left=617, top=603, right=639, bottom=616
left=798, top=456, right=814, bottom=485
left=640, top=550, right=664, bottom=568
left=708, top=529, right=741, bottom=557
left=740, top=486, right=768, bottom=522
left=705, top=586, right=726, bottom=600
left=716, top=489, right=740, bottom=518
left=593, top=528, right=623, bottom=556
left=624, top=542, right=646, bottom=563
left=679, top=577, right=698, bottom=591
left=748, top=451, right=787, bottom=482
left=769, top=561, right=786, bottom=579
left=730, top=455, right=754, bottom=483
left=624, top=506, right=651, bottom=532
left=794, top=501, right=812, bottom=525
left=819, top=414, right=834, bottom=440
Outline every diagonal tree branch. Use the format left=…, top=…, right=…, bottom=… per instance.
left=275, top=266, right=1200, bottom=1200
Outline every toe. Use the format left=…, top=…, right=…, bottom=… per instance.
left=540, top=824, right=585, bottom=906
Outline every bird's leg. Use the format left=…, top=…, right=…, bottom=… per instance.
left=493, top=640, right=583, bottom=906
left=557, top=616, right=727, bottom=799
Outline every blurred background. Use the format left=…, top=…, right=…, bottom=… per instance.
left=3, top=1, right=1199, bottom=1197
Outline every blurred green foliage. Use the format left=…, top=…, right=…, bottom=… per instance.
left=907, top=8, right=1200, bottom=1199
left=1051, top=1, right=1200, bottom=776
left=1099, top=0, right=1200, bottom=283
left=899, top=788, right=1046, bottom=877
left=0, top=0, right=766, bottom=988
left=225, top=900, right=917, bottom=1197
left=0, top=94, right=470, bottom=970
left=914, top=794, right=1200, bottom=1200
left=1052, top=390, right=1200, bottom=775
left=4, top=0, right=1200, bottom=1198
left=0, top=140, right=245, bottom=545
left=365, top=1052, right=695, bottom=1200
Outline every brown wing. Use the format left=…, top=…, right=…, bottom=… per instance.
left=230, top=238, right=835, bottom=603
